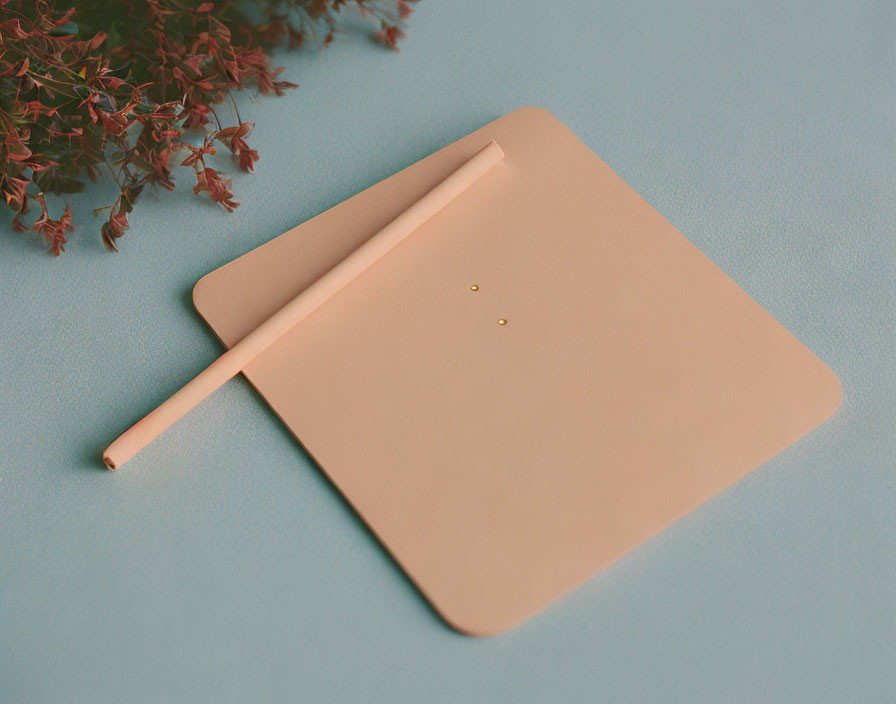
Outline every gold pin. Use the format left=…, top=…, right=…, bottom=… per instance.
left=469, top=284, right=479, bottom=291
left=497, top=319, right=507, bottom=325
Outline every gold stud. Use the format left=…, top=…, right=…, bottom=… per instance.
left=497, top=319, right=507, bottom=325
left=469, top=284, right=479, bottom=291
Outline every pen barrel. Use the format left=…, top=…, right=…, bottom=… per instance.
left=102, top=349, right=244, bottom=469
left=103, top=140, right=505, bottom=470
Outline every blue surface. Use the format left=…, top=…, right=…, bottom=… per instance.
left=2, top=1, right=894, bottom=701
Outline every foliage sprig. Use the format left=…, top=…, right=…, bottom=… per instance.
left=0, top=0, right=416, bottom=254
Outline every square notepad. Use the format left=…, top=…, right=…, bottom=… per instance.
left=192, top=107, right=841, bottom=635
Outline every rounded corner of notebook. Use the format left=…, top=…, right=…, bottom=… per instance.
left=432, top=605, right=520, bottom=639
left=820, top=361, right=844, bottom=419
left=191, top=271, right=215, bottom=316
left=422, top=587, right=534, bottom=638
left=505, top=105, right=560, bottom=126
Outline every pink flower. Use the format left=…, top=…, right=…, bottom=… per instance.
left=377, top=23, right=405, bottom=51
left=192, top=167, right=238, bottom=212
left=32, top=196, right=74, bottom=256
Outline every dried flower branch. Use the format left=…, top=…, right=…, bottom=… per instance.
left=0, top=0, right=417, bottom=254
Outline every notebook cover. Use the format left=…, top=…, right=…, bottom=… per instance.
left=192, top=107, right=841, bottom=636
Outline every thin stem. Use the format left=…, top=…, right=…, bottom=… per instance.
left=208, top=104, right=223, bottom=131
left=103, top=158, right=123, bottom=190
left=228, top=91, right=242, bottom=125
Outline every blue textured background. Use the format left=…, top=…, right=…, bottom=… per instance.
left=2, top=1, right=894, bottom=701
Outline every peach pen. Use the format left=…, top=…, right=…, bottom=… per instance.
left=103, top=140, right=504, bottom=470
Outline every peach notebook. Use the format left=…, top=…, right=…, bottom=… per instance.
left=192, top=107, right=841, bottom=636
